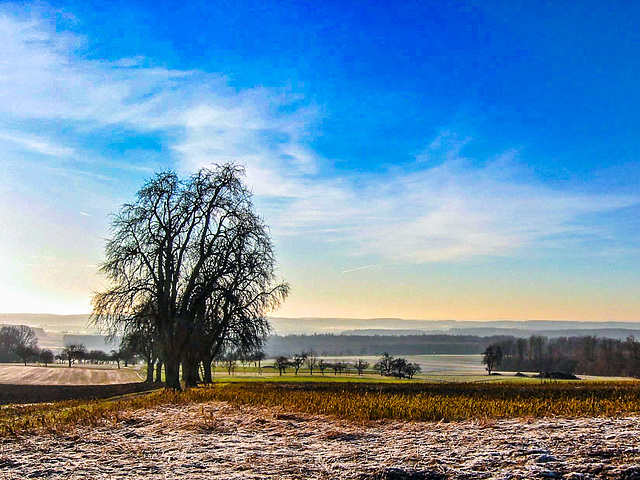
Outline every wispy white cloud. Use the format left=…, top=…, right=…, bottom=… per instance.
left=416, top=130, right=472, bottom=163
left=352, top=160, right=636, bottom=262
left=0, top=130, right=74, bottom=157
left=244, top=148, right=637, bottom=263
left=341, top=264, right=384, bottom=274
left=0, top=9, right=637, bottom=270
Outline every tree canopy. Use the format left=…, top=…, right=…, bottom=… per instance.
left=92, top=164, right=288, bottom=389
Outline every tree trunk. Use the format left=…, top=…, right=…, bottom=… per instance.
left=182, top=356, right=201, bottom=388
left=155, top=359, right=163, bottom=383
left=164, top=354, right=182, bottom=391
left=202, top=355, right=214, bottom=384
left=145, top=359, right=155, bottom=383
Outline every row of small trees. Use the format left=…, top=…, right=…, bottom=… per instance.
left=0, top=325, right=140, bottom=369
left=58, top=343, right=140, bottom=369
left=373, top=353, right=421, bottom=379
left=270, top=352, right=421, bottom=379
left=272, top=353, right=361, bottom=376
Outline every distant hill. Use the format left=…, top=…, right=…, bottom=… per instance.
left=270, top=317, right=640, bottom=337
left=4, top=314, right=640, bottom=349
left=0, top=313, right=94, bottom=333
left=341, top=327, right=640, bottom=340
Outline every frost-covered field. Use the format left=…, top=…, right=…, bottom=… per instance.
left=2, top=400, right=640, bottom=479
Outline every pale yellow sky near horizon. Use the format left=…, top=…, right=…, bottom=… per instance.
left=1, top=279, right=638, bottom=322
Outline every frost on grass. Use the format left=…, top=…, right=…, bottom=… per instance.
left=2, top=401, right=640, bottom=479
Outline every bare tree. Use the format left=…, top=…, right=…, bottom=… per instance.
left=87, top=350, right=109, bottom=364
left=218, top=350, right=237, bottom=375
left=92, top=165, right=288, bottom=390
left=38, top=349, right=54, bottom=366
left=249, top=349, right=266, bottom=371
left=403, top=362, right=421, bottom=379
left=482, top=345, right=503, bottom=375
left=0, top=325, right=38, bottom=364
left=331, top=361, right=348, bottom=375
left=390, top=357, right=408, bottom=377
left=354, top=358, right=369, bottom=375
left=274, top=356, right=290, bottom=376
left=627, top=336, right=640, bottom=377
left=374, top=352, right=393, bottom=376
left=292, top=353, right=307, bottom=375
left=110, top=349, right=122, bottom=369
left=62, top=343, right=87, bottom=368
left=305, top=350, right=318, bottom=375
left=120, top=323, right=159, bottom=383
left=318, top=359, right=329, bottom=375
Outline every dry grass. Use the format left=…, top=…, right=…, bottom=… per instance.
left=203, top=381, right=640, bottom=421
left=3, top=380, right=640, bottom=438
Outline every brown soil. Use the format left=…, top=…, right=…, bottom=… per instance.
left=0, top=382, right=160, bottom=405
left=2, top=401, right=640, bottom=479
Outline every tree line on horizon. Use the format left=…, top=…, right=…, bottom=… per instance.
left=486, top=335, right=640, bottom=377
left=265, top=332, right=521, bottom=357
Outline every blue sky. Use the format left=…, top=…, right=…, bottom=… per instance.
left=1, top=1, right=639, bottom=319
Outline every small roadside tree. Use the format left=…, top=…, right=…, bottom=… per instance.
left=15, top=344, right=39, bottom=366
left=274, top=356, right=290, bottom=376
left=38, top=348, right=54, bottom=366
left=374, top=352, right=393, bottom=376
left=305, top=350, right=318, bottom=375
left=354, top=358, right=369, bottom=375
left=62, top=343, right=87, bottom=367
left=219, top=351, right=237, bottom=375
left=318, top=359, right=329, bottom=375
left=249, top=349, right=266, bottom=372
left=403, top=362, right=421, bottom=379
left=292, top=353, right=307, bottom=375
left=332, top=361, right=348, bottom=375
left=482, top=345, right=503, bottom=375
left=110, top=349, right=122, bottom=369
